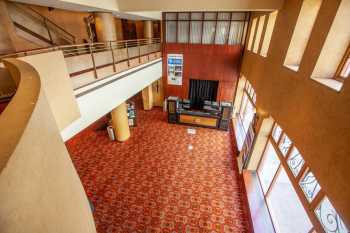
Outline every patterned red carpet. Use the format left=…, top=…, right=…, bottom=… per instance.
left=66, top=103, right=250, bottom=233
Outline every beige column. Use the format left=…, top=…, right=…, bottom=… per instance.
left=152, top=78, right=164, bottom=107
left=115, top=18, right=124, bottom=41
left=142, top=85, right=153, bottom=110
left=111, top=102, right=130, bottom=142
left=144, top=20, right=153, bottom=40
left=94, top=12, right=117, bottom=42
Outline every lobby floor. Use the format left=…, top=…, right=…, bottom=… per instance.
left=66, top=102, right=250, bottom=233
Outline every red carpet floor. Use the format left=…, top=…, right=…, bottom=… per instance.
left=66, top=104, right=250, bottom=233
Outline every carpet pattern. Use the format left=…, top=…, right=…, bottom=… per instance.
left=66, top=104, right=250, bottom=233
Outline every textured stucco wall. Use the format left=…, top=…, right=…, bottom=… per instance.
left=241, top=0, right=350, bottom=226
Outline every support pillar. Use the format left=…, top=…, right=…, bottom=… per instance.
left=94, top=12, right=117, bottom=41
left=152, top=78, right=164, bottom=107
left=142, top=85, right=153, bottom=110
left=144, top=20, right=153, bottom=41
left=111, top=102, right=130, bottom=142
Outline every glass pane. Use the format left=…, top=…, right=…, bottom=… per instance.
left=242, top=96, right=255, bottom=133
left=202, top=21, right=216, bottom=44
left=191, top=12, right=202, bottom=20
left=215, top=21, right=230, bottom=44
left=165, top=13, right=177, bottom=20
left=204, top=12, right=217, bottom=20
left=178, top=21, right=189, bottom=43
left=272, top=124, right=282, bottom=142
left=231, top=12, right=247, bottom=21
left=190, top=21, right=202, bottom=43
left=217, top=12, right=231, bottom=20
left=287, top=147, right=305, bottom=177
left=228, top=21, right=244, bottom=45
left=299, top=171, right=321, bottom=202
left=166, top=21, right=176, bottom=42
left=257, top=141, right=280, bottom=194
left=266, top=167, right=313, bottom=233
left=315, top=197, right=349, bottom=233
left=178, top=12, right=190, bottom=20
left=279, top=133, right=292, bottom=156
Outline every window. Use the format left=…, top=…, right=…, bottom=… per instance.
left=238, top=80, right=256, bottom=136
left=253, top=15, right=265, bottom=53
left=266, top=167, right=313, bottom=233
left=284, top=0, right=322, bottom=71
left=257, top=122, right=349, bottom=233
left=260, top=11, right=278, bottom=57
left=315, top=197, right=349, bottom=233
left=247, top=17, right=257, bottom=51
left=164, top=12, right=249, bottom=45
left=311, top=0, right=349, bottom=91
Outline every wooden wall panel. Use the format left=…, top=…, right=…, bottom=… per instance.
left=162, top=43, right=243, bottom=101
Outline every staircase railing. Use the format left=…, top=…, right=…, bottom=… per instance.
left=8, top=3, right=76, bottom=45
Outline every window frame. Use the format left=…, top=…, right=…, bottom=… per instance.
left=255, top=122, right=349, bottom=233
left=164, top=12, right=250, bottom=45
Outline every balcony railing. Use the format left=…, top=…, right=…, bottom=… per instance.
left=0, top=38, right=162, bottom=89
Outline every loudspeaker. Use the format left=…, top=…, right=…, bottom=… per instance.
left=167, top=96, right=179, bottom=123
left=219, top=102, right=233, bottom=130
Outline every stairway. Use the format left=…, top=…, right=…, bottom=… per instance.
left=6, top=2, right=76, bottom=47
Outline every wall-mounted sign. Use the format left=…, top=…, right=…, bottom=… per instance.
left=167, top=54, right=183, bottom=85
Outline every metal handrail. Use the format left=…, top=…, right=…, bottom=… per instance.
left=0, top=38, right=161, bottom=60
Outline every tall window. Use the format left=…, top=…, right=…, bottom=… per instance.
left=238, top=80, right=256, bottom=136
left=247, top=17, right=257, bottom=51
left=253, top=15, right=265, bottom=53
left=257, top=123, right=349, bottom=233
left=311, top=0, right=349, bottom=91
left=260, top=11, right=278, bottom=57
left=284, top=0, right=322, bottom=71
left=164, top=12, right=249, bottom=45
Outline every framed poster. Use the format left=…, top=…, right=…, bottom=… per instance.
left=167, top=54, right=183, bottom=85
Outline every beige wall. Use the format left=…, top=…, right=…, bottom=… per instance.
left=20, top=51, right=81, bottom=131
left=117, top=0, right=284, bottom=11
left=0, top=0, right=39, bottom=53
left=29, top=4, right=90, bottom=43
left=241, top=0, right=350, bottom=225
left=0, top=59, right=96, bottom=233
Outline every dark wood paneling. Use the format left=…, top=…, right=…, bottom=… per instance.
left=162, top=43, right=243, bottom=101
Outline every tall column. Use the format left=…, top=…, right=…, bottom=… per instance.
left=94, top=12, right=117, bottom=42
left=152, top=78, right=164, bottom=107
left=111, top=102, right=130, bottom=142
left=144, top=20, right=153, bottom=39
left=142, top=85, right=153, bottom=110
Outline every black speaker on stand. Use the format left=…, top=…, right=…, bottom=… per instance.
left=167, top=96, right=179, bottom=123
left=219, top=101, right=233, bottom=130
